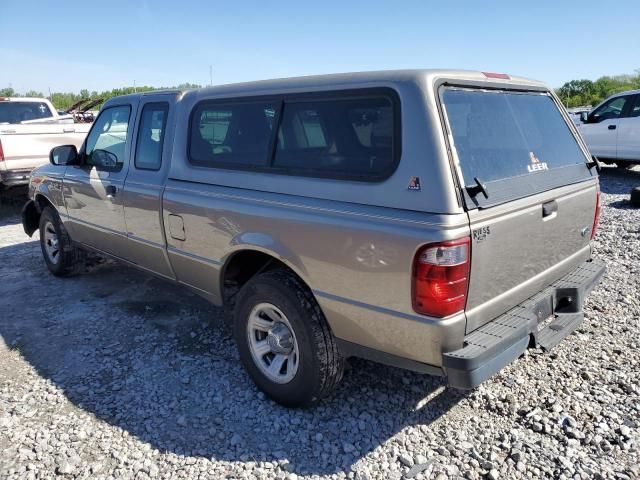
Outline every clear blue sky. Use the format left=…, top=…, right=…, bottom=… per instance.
left=1, top=0, right=638, bottom=94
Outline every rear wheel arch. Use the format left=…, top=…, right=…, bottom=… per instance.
left=221, top=249, right=311, bottom=308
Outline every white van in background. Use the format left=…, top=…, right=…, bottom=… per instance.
left=578, top=90, right=640, bottom=168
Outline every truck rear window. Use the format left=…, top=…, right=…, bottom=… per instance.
left=0, top=101, right=53, bottom=124
left=442, top=88, right=589, bottom=187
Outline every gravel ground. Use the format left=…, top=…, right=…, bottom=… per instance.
left=0, top=168, right=638, bottom=480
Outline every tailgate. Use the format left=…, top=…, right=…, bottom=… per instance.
left=465, top=182, right=596, bottom=332
left=440, top=85, right=598, bottom=333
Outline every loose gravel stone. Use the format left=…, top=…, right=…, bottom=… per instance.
left=0, top=167, right=639, bottom=479
left=394, top=454, right=409, bottom=466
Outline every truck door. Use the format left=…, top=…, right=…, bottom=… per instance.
left=616, top=94, right=640, bottom=162
left=121, top=96, right=176, bottom=279
left=64, top=101, right=137, bottom=255
left=579, top=95, right=630, bottom=159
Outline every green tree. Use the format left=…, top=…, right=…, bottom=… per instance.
left=0, top=87, right=16, bottom=97
left=557, top=70, right=640, bottom=108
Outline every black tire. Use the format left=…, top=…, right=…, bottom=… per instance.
left=39, top=206, right=84, bottom=276
left=233, top=269, right=344, bottom=407
left=631, top=187, right=640, bottom=208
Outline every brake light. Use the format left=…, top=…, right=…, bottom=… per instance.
left=0, top=139, right=4, bottom=162
left=591, top=188, right=601, bottom=240
left=482, top=72, right=510, bottom=80
left=412, top=237, right=471, bottom=318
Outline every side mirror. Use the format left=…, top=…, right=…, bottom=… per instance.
left=50, top=144, right=78, bottom=166
left=91, top=149, right=118, bottom=169
left=580, top=112, right=589, bottom=123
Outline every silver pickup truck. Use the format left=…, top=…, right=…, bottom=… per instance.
left=22, top=70, right=605, bottom=407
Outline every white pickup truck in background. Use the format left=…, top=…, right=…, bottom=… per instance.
left=0, top=97, right=91, bottom=189
left=577, top=89, right=640, bottom=168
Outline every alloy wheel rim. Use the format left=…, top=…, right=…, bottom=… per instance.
left=43, top=221, right=61, bottom=265
left=246, top=302, right=299, bottom=384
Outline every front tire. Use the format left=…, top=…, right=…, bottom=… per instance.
left=39, top=206, right=84, bottom=277
left=233, top=269, right=344, bottom=407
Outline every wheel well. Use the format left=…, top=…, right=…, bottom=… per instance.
left=35, top=194, right=54, bottom=213
left=222, top=250, right=298, bottom=307
left=23, top=194, right=54, bottom=237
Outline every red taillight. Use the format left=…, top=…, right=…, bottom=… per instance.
left=0, top=139, right=4, bottom=162
left=591, top=188, right=601, bottom=240
left=412, top=237, right=471, bottom=318
left=482, top=72, right=510, bottom=80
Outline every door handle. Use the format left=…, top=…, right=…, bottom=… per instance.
left=105, top=185, right=117, bottom=199
left=63, top=127, right=75, bottom=133
left=608, top=125, right=617, bottom=130
left=542, top=200, right=558, bottom=218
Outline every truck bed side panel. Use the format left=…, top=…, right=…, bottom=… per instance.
left=162, top=180, right=469, bottom=366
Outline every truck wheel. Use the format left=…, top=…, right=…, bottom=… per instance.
left=39, top=206, right=84, bottom=277
left=233, top=269, right=344, bottom=407
left=631, top=187, right=640, bottom=208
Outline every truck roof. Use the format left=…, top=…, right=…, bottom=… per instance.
left=606, top=88, right=640, bottom=99
left=0, top=97, right=52, bottom=103
left=192, top=69, right=547, bottom=97
left=104, top=69, right=548, bottom=105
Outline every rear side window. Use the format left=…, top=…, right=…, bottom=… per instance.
left=628, top=95, right=640, bottom=118
left=189, top=101, right=277, bottom=167
left=442, top=88, right=588, bottom=185
left=135, top=102, right=168, bottom=170
left=0, top=101, right=53, bottom=124
left=187, top=89, right=399, bottom=181
left=273, top=97, right=395, bottom=178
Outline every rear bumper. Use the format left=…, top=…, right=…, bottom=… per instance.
left=443, top=258, right=606, bottom=389
left=0, top=169, right=31, bottom=188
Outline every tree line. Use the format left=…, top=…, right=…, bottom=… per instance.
left=0, top=83, right=202, bottom=111
left=2, top=70, right=639, bottom=111
left=556, top=70, right=639, bottom=108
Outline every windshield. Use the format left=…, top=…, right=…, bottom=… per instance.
left=0, top=101, right=53, bottom=124
left=442, top=88, right=588, bottom=185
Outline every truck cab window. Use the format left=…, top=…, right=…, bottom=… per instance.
left=135, top=103, right=169, bottom=170
left=627, top=95, right=640, bottom=118
left=590, top=96, right=629, bottom=122
left=85, top=105, right=131, bottom=170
